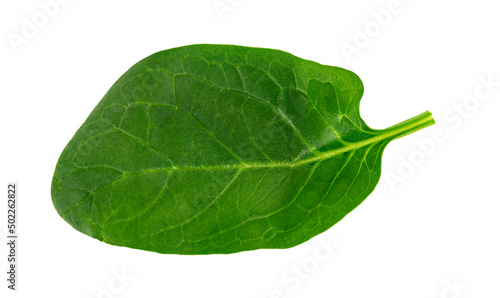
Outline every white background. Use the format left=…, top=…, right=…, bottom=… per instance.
left=1, top=0, right=499, bottom=297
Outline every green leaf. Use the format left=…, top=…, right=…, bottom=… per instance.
left=51, top=44, right=434, bottom=254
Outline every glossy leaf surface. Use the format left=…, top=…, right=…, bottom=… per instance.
left=51, top=44, right=434, bottom=254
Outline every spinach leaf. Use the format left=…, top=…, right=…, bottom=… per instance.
left=51, top=44, right=434, bottom=254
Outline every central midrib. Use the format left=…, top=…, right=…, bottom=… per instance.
left=136, top=110, right=434, bottom=172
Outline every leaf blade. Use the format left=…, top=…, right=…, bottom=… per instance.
left=51, top=44, right=434, bottom=254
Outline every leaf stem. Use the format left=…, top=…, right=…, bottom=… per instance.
left=381, top=110, right=435, bottom=140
